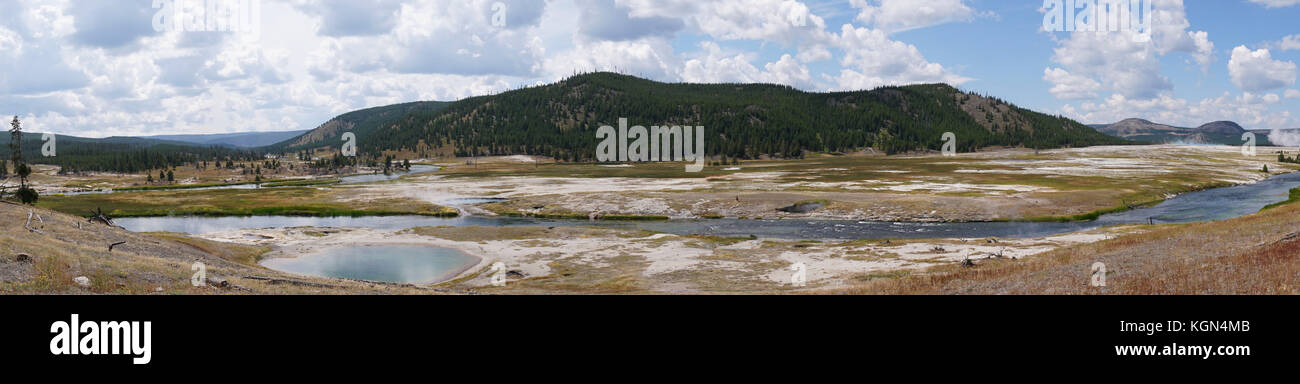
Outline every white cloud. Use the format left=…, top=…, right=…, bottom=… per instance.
left=1286, top=89, right=1300, bottom=99
left=1043, top=0, right=1214, bottom=100
left=1248, top=0, right=1300, bottom=8
left=542, top=38, right=681, bottom=81
left=1043, top=68, right=1102, bottom=100
left=1228, top=46, right=1297, bottom=93
left=849, top=0, right=983, bottom=33
left=825, top=24, right=970, bottom=91
left=679, top=42, right=812, bottom=88
left=1272, top=34, right=1300, bottom=51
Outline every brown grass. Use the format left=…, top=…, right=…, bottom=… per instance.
left=838, top=202, right=1300, bottom=295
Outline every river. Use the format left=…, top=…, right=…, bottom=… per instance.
left=115, top=171, right=1300, bottom=241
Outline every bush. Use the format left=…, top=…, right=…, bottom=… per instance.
left=15, top=186, right=38, bottom=204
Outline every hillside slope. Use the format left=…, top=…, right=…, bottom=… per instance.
left=268, top=101, right=450, bottom=152
left=275, top=73, right=1125, bottom=160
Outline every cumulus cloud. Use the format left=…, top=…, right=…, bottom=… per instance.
left=1248, top=0, right=1300, bottom=8
left=679, top=42, right=812, bottom=88
left=1271, top=34, right=1300, bottom=51
left=577, top=0, right=683, bottom=42
left=849, top=0, right=984, bottom=33
left=827, top=24, right=970, bottom=90
left=1228, top=46, right=1297, bottom=93
left=1043, top=0, right=1213, bottom=100
left=292, top=0, right=403, bottom=37
left=68, top=0, right=158, bottom=49
left=1043, top=67, right=1102, bottom=100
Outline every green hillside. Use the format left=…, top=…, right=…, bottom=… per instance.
left=275, top=73, right=1128, bottom=161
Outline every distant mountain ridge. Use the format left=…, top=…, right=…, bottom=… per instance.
left=143, top=130, right=309, bottom=148
left=269, top=72, right=1126, bottom=160
left=1090, top=118, right=1263, bottom=145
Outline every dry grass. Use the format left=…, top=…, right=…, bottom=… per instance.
left=838, top=202, right=1300, bottom=295
left=0, top=202, right=452, bottom=295
left=37, top=186, right=457, bottom=218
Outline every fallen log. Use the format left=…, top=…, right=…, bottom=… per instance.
left=108, top=241, right=127, bottom=252
left=242, top=275, right=338, bottom=288
left=1253, top=231, right=1294, bottom=249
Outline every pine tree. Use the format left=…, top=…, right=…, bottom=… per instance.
left=9, top=116, right=38, bottom=204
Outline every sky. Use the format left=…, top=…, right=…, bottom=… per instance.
left=1, top=0, right=1298, bottom=138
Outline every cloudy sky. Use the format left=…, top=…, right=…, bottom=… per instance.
left=1, top=0, right=1298, bottom=137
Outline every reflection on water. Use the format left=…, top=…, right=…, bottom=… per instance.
left=116, top=172, right=1300, bottom=241
left=260, top=245, right=478, bottom=284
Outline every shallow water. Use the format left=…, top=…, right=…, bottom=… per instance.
left=116, top=172, right=1300, bottom=241
left=259, top=245, right=478, bottom=284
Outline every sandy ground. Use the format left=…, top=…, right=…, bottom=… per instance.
left=200, top=225, right=1135, bottom=293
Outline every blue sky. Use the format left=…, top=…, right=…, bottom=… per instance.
left=1, top=0, right=1298, bottom=137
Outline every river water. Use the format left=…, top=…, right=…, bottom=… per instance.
left=116, top=171, right=1300, bottom=241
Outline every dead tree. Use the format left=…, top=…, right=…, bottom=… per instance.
left=108, top=241, right=127, bottom=252
left=88, top=207, right=118, bottom=227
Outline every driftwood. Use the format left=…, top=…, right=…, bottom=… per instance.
left=1255, top=232, right=1300, bottom=248
left=25, top=210, right=44, bottom=234
left=87, top=207, right=118, bottom=227
left=243, top=275, right=338, bottom=288
left=108, top=241, right=127, bottom=252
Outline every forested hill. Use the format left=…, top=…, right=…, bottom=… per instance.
left=268, top=101, right=450, bottom=152
left=273, top=72, right=1126, bottom=160
left=1, top=133, right=261, bottom=174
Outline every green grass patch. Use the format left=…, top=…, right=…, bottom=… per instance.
left=1262, top=187, right=1300, bottom=211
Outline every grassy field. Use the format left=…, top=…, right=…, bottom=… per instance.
left=36, top=186, right=458, bottom=218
